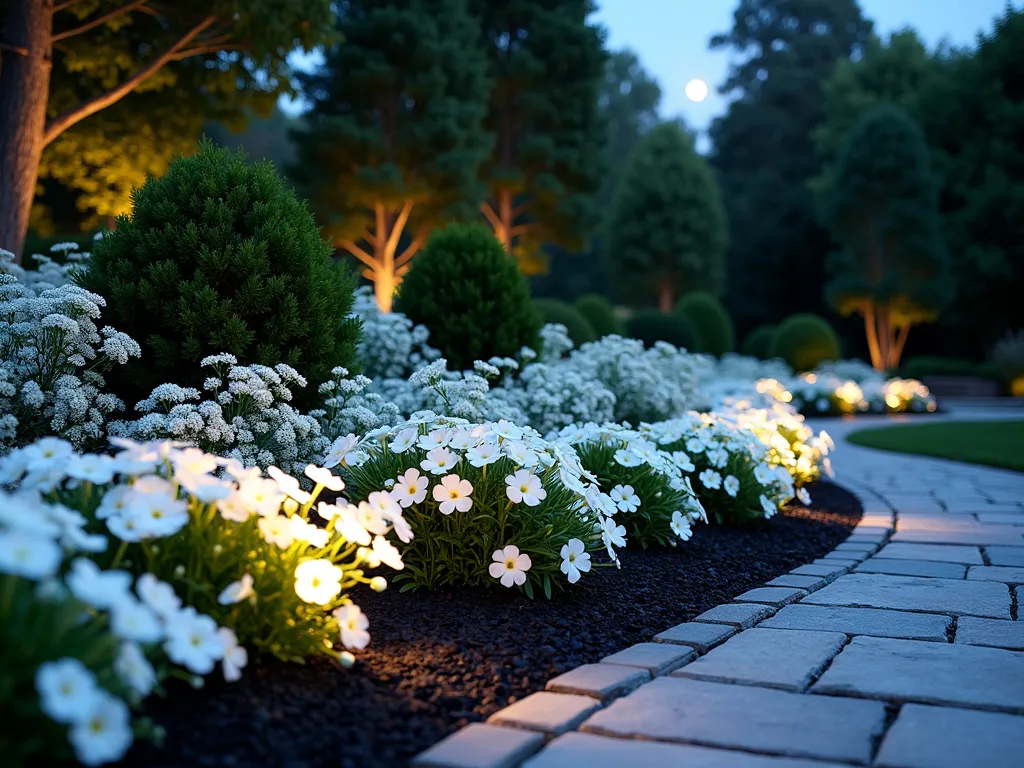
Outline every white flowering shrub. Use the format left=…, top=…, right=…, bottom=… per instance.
left=351, top=286, right=440, bottom=379
left=0, top=436, right=404, bottom=669
left=334, top=414, right=620, bottom=595
left=0, top=241, right=91, bottom=292
left=642, top=414, right=796, bottom=525
left=0, top=254, right=140, bottom=454
left=0, top=471, right=230, bottom=766
left=108, top=354, right=330, bottom=476
left=555, top=422, right=706, bottom=548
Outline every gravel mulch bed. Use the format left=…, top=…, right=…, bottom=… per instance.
left=124, top=480, right=860, bottom=768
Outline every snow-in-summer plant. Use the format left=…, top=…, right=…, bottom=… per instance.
left=555, top=422, right=706, bottom=548
left=642, top=414, right=795, bottom=525
left=350, top=286, right=440, bottom=380
left=0, top=471, right=231, bottom=767
left=334, top=413, right=620, bottom=596
left=0, top=241, right=91, bottom=292
left=108, top=354, right=330, bottom=476
left=0, top=251, right=140, bottom=454
left=0, top=437, right=405, bottom=666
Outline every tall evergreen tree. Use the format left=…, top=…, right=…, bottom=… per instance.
left=605, top=123, right=727, bottom=311
left=470, top=0, right=606, bottom=274
left=822, top=105, right=952, bottom=370
left=708, top=0, right=873, bottom=334
left=290, top=0, right=491, bottom=313
left=0, top=0, right=332, bottom=257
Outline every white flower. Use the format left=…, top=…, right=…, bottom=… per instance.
left=493, top=419, right=522, bottom=441
left=466, top=440, right=500, bottom=467
left=698, top=469, right=722, bottom=490
left=294, top=559, right=343, bottom=605
left=133, top=574, right=181, bottom=620
left=610, top=484, right=641, bottom=513
left=707, top=447, right=729, bottom=469
left=392, top=467, right=428, bottom=507
left=236, top=476, right=286, bottom=518
left=432, top=474, right=474, bottom=514
left=354, top=501, right=389, bottom=535
left=218, top=574, right=255, bottom=605
left=417, top=428, right=452, bottom=450
left=0, top=530, right=61, bottom=580
left=67, top=558, right=132, bottom=610
left=388, top=509, right=415, bottom=544
left=66, top=453, right=116, bottom=485
left=324, top=434, right=368, bottom=468
left=267, top=466, right=312, bottom=505
left=503, top=440, right=538, bottom=467
left=488, top=545, right=532, bottom=587
left=257, top=514, right=294, bottom=548
left=504, top=469, right=546, bottom=507
left=170, top=447, right=218, bottom=477
left=420, top=446, right=458, bottom=475
left=123, top=478, right=189, bottom=538
left=685, top=437, right=704, bottom=454
left=670, top=511, right=693, bottom=541
left=448, top=429, right=476, bottom=450
left=372, top=535, right=404, bottom=570
left=218, top=627, right=248, bottom=682
left=670, top=451, right=695, bottom=472
left=115, top=642, right=156, bottom=698
left=600, top=516, right=627, bottom=558
left=36, top=658, right=99, bottom=724
left=797, top=487, right=812, bottom=505
left=559, top=538, right=591, bottom=584
left=754, top=463, right=777, bottom=486
left=110, top=597, right=163, bottom=643
left=760, top=494, right=777, bottom=518
left=368, top=490, right=402, bottom=521
left=68, top=689, right=133, bottom=767
left=388, top=427, right=419, bottom=454
left=613, top=448, right=643, bottom=467
left=334, top=504, right=372, bottom=545
left=164, top=607, right=224, bottom=674
left=304, top=464, right=345, bottom=491
left=723, top=475, right=741, bottom=498
left=334, top=603, right=370, bottom=650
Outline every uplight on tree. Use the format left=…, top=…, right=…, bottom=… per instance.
left=685, top=78, right=709, bottom=102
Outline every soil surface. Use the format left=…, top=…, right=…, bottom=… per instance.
left=124, top=481, right=861, bottom=768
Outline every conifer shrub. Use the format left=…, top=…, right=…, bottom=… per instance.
left=534, top=299, right=597, bottom=346
left=395, top=223, right=540, bottom=370
left=741, top=325, right=777, bottom=359
left=675, top=291, right=734, bottom=356
left=79, top=141, right=360, bottom=409
left=626, top=309, right=703, bottom=352
left=770, top=314, right=841, bottom=371
left=575, top=293, right=625, bottom=337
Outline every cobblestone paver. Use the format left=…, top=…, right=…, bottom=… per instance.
left=415, top=414, right=1024, bottom=767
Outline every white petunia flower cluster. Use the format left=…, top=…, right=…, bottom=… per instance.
left=0, top=252, right=140, bottom=453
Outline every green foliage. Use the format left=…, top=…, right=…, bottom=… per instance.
left=741, top=325, right=777, bottom=359
left=471, top=0, right=606, bottom=272
left=770, top=314, right=841, bottom=371
left=606, top=122, right=727, bottom=309
left=709, top=0, right=874, bottom=334
left=822, top=105, right=952, bottom=330
left=675, top=292, right=735, bottom=356
left=626, top=310, right=702, bottom=352
left=575, top=293, right=625, bottom=337
left=78, top=141, right=359, bottom=409
left=990, top=331, right=1024, bottom=386
left=900, top=356, right=1003, bottom=383
left=533, top=299, right=596, bottom=346
left=395, top=224, right=540, bottom=370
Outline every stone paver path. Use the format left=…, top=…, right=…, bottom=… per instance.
left=415, top=413, right=1024, bottom=768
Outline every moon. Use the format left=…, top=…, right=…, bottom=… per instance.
left=685, top=79, right=709, bottom=103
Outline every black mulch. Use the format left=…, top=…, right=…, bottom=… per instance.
left=124, top=481, right=861, bottom=768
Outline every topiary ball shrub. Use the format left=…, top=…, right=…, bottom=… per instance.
left=534, top=299, right=596, bottom=346
left=575, top=293, right=625, bottom=338
left=770, top=314, right=841, bottom=371
left=79, top=140, right=360, bottom=410
left=741, top=324, right=777, bottom=359
left=626, top=309, right=703, bottom=351
left=674, top=291, right=734, bottom=356
left=395, top=223, right=540, bottom=370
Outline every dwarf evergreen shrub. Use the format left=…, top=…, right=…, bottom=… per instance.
left=534, top=299, right=597, bottom=346
left=770, top=314, right=841, bottom=371
left=395, top=223, right=540, bottom=370
left=675, top=291, right=734, bottom=356
left=741, top=325, right=777, bottom=359
left=79, top=141, right=360, bottom=410
left=575, top=293, right=625, bottom=337
left=626, top=310, right=703, bottom=352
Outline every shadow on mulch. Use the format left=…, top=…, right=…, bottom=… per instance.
left=124, top=481, right=861, bottom=768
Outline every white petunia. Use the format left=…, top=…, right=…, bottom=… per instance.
left=503, top=440, right=538, bottom=467
left=432, top=474, right=473, bottom=514
left=488, top=545, right=532, bottom=588
left=68, top=689, right=133, bottom=766
left=163, top=607, right=224, bottom=674
left=36, top=658, right=99, bottom=724
left=324, top=434, right=369, bottom=469
left=504, top=469, right=546, bottom=507
left=218, top=627, right=248, bottom=682
left=559, top=538, right=591, bottom=584
left=493, top=419, right=522, bottom=441
left=388, top=427, right=419, bottom=454
left=698, top=469, right=722, bottom=490
left=217, top=573, right=255, bottom=605
left=416, top=428, right=452, bottom=451
left=466, top=440, right=500, bottom=467
left=613, top=448, right=643, bottom=467
left=670, top=510, right=693, bottom=541
left=723, top=475, right=740, bottom=498
left=372, top=535, right=404, bottom=570
left=600, top=516, right=627, bottom=559
left=294, top=559, right=343, bottom=605
left=420, top=446, right=458, bottom=475
left=391, top=468, right=428, bottom=507
left=610, top=484, right=641, bottom=513
left=334, top=603, right=370, bottom=650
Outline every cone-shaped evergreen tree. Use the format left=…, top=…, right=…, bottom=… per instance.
left=290, top=0, right=491, bottom=312
left=822, top=104, right=952, bottom=370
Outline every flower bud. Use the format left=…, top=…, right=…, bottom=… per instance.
left=174, top=565, right=186, bottom=577
left=339, top=651, right=356, bottom=668
left=283, top=498, right=299, bottom=514
left=370, top=577, right=387, bottom=592
left=212, top=544, right=223, bottom=556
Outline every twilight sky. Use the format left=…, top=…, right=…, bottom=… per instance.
left=595, top=0, right=1021, bottom=141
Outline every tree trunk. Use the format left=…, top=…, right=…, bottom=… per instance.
left=657, top=277, right=674, bottom=313
left=863, top=304, right=883, bottom=371
left=0, top=0, right=54, bottom=260
left=888, top=323, right=911, bottom=370
left=497, top=188, right=513, bottom=252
